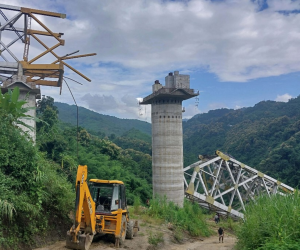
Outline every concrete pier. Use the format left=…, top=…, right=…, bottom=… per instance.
left=140, top=71, right=198, bottom=207
left=1, top=74, right=40, bottom=141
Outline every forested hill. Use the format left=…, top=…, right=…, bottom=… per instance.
left=183, top=96, right=300, bottom=187
left=55, top=102, right=151, bottom=137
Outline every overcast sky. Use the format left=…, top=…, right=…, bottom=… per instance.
left=1, top=0, right=300, bottom=121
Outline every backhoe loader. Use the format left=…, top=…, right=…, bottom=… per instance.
left=66, top=165, right=139, bottom=250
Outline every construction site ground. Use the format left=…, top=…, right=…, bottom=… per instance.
left=34, top=215, right=237, bottom=250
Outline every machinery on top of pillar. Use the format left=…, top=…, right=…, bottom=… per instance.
left=0, top=4, right=96, bottom=140
left=140, top=71, right=199, bottom=207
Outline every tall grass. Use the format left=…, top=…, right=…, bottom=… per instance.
left=236, top=192, right=300, bottom=250
left=0, top=200, right=15, bottom=222
left=147, top=197, right=211, bottom=237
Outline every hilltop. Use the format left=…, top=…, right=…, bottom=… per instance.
left=55, top=102, right=151, bottom=137
left=56, top=96, right=300, bottom=188
left=183, top=96, right=300, bottom=187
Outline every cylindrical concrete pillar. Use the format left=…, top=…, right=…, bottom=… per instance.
left=19, top=91, right=37, bottom=141
left=151, top=99, right=184, bottom=206
left=140, top=71, right=198, bottom=207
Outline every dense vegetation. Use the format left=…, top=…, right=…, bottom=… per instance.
left=55, top=96, right=300, bottom=188
left=55, top=102, right=151, bottom=137
left=0, top=92, right=153, bottom=249
left=146, top=197, right=211, bottom=237
left=38, top=97, right=153, bottom=205
left=2, top=88, right=300, bottom=249
left=237, top=193, right=300, bottom=250
left=183, top=97, right=300, bottom=188
left=0, top=89, right=73, bottom=249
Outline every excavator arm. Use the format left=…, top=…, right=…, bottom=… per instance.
left=66, top=165, right=96, bottom=250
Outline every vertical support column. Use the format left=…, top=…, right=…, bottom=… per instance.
left=152, top=99, right=184, bottom=206
left=18, top=90, right=37, bottom=141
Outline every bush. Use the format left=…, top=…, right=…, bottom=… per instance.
left=148, top=231, right=164, bottom=246
left=236, top=192, right=300, bottom=250
left=0, top=110, right=74, bottom=249
left=147, top=197, right=211, bottom=237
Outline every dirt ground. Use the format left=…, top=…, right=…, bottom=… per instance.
left=34, top=219, right=236, bottom=250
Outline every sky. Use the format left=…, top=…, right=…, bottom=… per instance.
left=1, top=0, right=300, bottom=122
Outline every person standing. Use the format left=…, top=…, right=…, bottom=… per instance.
left=218, top=227, right=224, bottom=243
left=214, top=213, right=219, bottom=224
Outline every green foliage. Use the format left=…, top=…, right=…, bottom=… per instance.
left=236, top=193, right=300, bottom=250
left=36, top=99, right=153, bottom=206
left=0, top=93, right=73, bottom=249
left=148, top=231, right=164, bottom=246
left=133, top=196, right=141, bottom=214
left=218, top=217, right=238, bottom=233
left=183, top=96, right=300, bottom=188
left=147, top=197, right=211, bottom=237
left=55, top=102, right=151, bottom=136
left=0, top=200, right=15, bottom=222
left=173, top=227, right=184, bottom=243
left=0, top=87, right=36, bottom=131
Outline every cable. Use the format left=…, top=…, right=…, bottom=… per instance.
left=64, top=76, right=83, bottom=85
left=63, top=78, right=79, bottom=162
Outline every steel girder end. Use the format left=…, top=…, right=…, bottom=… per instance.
left=215, top=150, right=230, bottom=161
left=186, top=182, right=195, bottom=195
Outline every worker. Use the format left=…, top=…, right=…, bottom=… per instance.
left=214, top=213, right=219, bottom=224
left=218, top=227, right=224, bottom=243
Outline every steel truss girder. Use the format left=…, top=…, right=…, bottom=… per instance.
left=0, top=3, right=96, bottom=88
left=184, top=150, right=294, bottom=219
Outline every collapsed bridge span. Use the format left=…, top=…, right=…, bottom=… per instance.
left=184, top=151, right=294, bottom=219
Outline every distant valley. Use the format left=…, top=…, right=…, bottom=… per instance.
left=56, top=96, right=300, bottom=188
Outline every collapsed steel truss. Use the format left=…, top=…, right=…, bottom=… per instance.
left=184, top=151, right=294, bottom=219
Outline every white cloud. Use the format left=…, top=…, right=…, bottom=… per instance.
left=183, top=104, right=201, bottom=119
left=275, top=93, right=292, bottom=102
left=234, top=105, right=242, bottom=110
left=1, top=0, right=300, bottom=118
left=208, top=102, right=228, bottom=110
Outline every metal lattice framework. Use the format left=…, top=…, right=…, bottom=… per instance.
left=0, top=4, right=96, bottom=91
left=184, top=151, right=294, bottom=219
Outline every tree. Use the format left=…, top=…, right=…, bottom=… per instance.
left=36, top=96, right=58, bottom=115
left=0, top=87, right=35, bottom=130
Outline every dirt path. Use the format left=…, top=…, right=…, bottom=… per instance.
left=34, top=233, right=236, bottom=250
left=34, top=216, right=237, bottom=250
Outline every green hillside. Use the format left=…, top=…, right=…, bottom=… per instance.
left=183, top=96, right=300, bottom=187
left=55, top=102, right=151, bottom=137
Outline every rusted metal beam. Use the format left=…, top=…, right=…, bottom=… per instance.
left=30, top=34, right=62, bottom=61
left=29, top=13, right=62, bottom=43
left=52, top=53, right=97, bottom=64
left=28, top=42, right=61, bottom=64
left=28, top=29, right=62, bottom=38
left=21, top=7, right=66, bottom=19
left=62, top=61, right=91, bottom=82
left=20, top=61, right=63, bottom=70
left=31, top=79, right=59, bottom=86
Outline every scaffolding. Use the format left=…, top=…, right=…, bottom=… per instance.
left=0, top=4, right=96, bottom=90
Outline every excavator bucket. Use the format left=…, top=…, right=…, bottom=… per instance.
left=66, top=231, right=94, bottom=250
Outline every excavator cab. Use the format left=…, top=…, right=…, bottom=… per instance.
left=89, top=180, right=127, bottom=213
left=66, top=166, right=139, bottom=250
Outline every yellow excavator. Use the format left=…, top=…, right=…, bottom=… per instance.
left=66, top=165, right=139, bottom=250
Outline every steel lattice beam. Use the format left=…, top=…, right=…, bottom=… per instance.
left=184, top=150, right=295, bottom=219
left=0, top=3, right=96, bottom=89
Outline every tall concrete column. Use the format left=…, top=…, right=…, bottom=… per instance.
left=141, top=71, right=198, bottom=207
left=1, top=73, right=40, bottom=142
